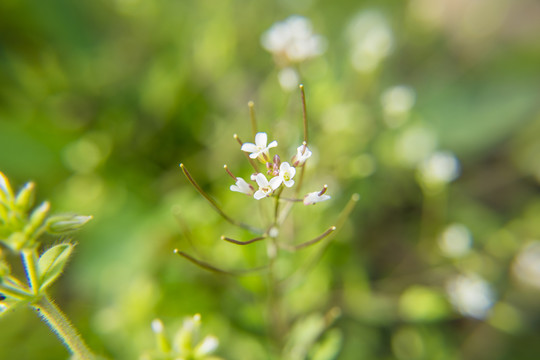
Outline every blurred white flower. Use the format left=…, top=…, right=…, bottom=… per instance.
left=513, top=241, right=540, bottom=289
left=278, top=67, right=300, bottom=91
left=194, top=335, right=219, bottom=356
left=418, top=151, right=460, bottom=185
left=438, top=223, right=472, bottom=258
left=261, top=16, right=326, bottom=64
left=447, top=274, right=495, bottom=319
left=395, top=125, right=438, bottom=166
left=347, top=10, right=393, bottom=73
left=381, top=85, right=416, bottom=127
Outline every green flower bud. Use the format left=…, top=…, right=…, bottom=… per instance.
left=23, top=201, right=50, bottom=241
left=0, top=171, right=14, bottom=203
left=15, top=182, right=35, bottom=213
left=46, top=214, right=93, bottom=234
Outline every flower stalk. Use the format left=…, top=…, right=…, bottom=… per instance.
left=32, top=295, right=96, bottom=360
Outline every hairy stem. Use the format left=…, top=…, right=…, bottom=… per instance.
left=32, top=295, right=96, bottom=360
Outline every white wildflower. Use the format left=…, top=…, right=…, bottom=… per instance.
left=230, top=177, right=253, bottom=195
left=241, top=132, right=278, bottom=163
left=253, top=173, right=281, bottom=200
left=278, top=162, right=296, bottom=188
left=292, top=143, right=312, bottom=166
left=304, top=185, right=331, bottom=205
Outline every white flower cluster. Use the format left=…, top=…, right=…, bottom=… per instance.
left=228, top=132, right=330, bottom=205
left=261, top=16, right=326, bottom=64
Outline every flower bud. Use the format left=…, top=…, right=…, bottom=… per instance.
left=0, top=171, right=13, bottom=202
left=46, top=214, right=93, bottom=234
left=23, top=201, right=50, bottom=241
left=15, top=182, right=35, bottom=212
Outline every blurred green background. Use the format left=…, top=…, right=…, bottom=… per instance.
left=1, top=0, right=540, bottom=359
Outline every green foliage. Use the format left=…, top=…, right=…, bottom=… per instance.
left=2, top=0, right=540, bottom=359
left=37, top=243, right=74, bottom=292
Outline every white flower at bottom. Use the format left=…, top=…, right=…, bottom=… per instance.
left=304, top=185, right=331, bottom=205
left=230, top=177, right=253, bottom=195
left=278, top=162, right=296, bottom=187
left=253, top=173, right=281, bottom=200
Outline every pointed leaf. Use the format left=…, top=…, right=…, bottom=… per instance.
left=37, top=243, right=74, bottom=291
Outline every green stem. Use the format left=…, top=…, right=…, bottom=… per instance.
left=32, top=295, right=96, bottom=360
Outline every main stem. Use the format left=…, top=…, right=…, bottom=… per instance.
left=32, top=294, right=96, bottom=360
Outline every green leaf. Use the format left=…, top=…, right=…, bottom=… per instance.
left=37, top=243, right=74, bottom=291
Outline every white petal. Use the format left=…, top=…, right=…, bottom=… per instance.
left=255, top=132, right=268, bottom=147
left=269, top=176, right=282, bottom=190
left=267, top=140, right=278, bottom=149
left=284, top=179, right=295, bottom=187
left=254, top=190, right=266, bottom=200
left=230, top=184, right=242, bottom=193
left=255, top=173, right=269, bottom=187
left=280, top=162, right=291, bottom=173
left=249, top=152, right=260, bottom=159
left=241, top=143, right=258, bottom=153
left=289, top=166, right=296, bottom=178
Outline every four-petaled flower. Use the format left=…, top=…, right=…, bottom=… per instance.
left=292, top=143, right=312, bottom=166
left=230, top=178, right=253, bottom=195
left=278, top=162, right=296, bottom=187
left=253, top=173, right=282, bottom=200
left=241, top=132, right=278, bottom=163
left=304, top=186, right=331, bottom=205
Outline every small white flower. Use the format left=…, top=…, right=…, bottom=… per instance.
left=303, top=185, right=331, bottom=205
left=446, top=274, right=495, bottom=319
left=292, top=143, right=312, bottom=166
left=278, top=162, right=296, bottom=187
left=241, top=132, right=278, bottom=162
left=230, top=177, right=253, bottom=195
left=151, top=319, right=164, bottom=334
left=253, top=173, right=281, bottom=200
left=195, top=335, right=219, bottom=356
left=418, top=151, right=460, bottom=185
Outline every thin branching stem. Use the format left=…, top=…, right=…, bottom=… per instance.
left=234, top=134, right=260, bottom=173
left=284, top=226, right=337, bottom=251
left=0, top=282, right=33, bottom=299
left=248, top=101, right=257, bottom=138
left=300, top=84, right=308, bottom=144
left=179, top=163, right=262, bottom=234
left=221, top=235, right=266, bottom=245
left=174, top=249, right=267, bottom=275
left=281, top=193, right=360, bottom=287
